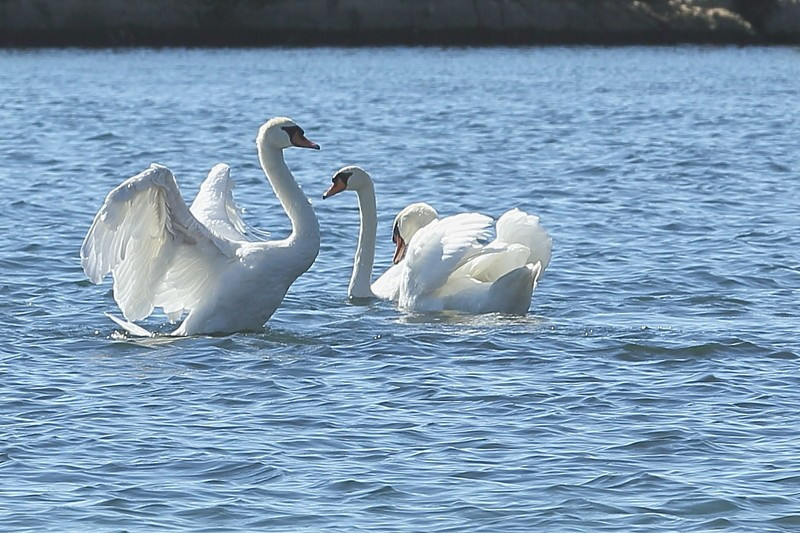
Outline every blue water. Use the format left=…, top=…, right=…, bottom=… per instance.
left=1, top=46, right=799, bottom=531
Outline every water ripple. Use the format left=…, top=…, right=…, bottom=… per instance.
left=0, top=46, right=799, bottom=532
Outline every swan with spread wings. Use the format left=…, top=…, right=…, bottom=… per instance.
left=81, top=117, right=321, bottom=336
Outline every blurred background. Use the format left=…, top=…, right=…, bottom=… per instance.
left=2, top=0, right=800, bottom=46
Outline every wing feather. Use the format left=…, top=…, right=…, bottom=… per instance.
left=371, top=262, right=402, bottom=301
left=81, top=164, right=236, bottom=322
left=400, top=212, right=493, bottom=300
left=495, top=208, right=553, bottom=272
left=454, top=243, right=531, bottom=283
left=190, top=163, right=269, bottom=242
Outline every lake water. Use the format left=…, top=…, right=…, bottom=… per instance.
left=1, top=46, right=799, bottom=531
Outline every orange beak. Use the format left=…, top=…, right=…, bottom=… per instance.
left=291, top=131, right=320, bottom=150
left=392, top=236, right=407, bottom=264
left=322, top=179, right=347, bottom=199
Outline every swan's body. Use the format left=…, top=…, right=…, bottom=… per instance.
left=81, top=117, right=321, bottom=336
left=322, top=166, right=402, bottom=300
left=323, top=167, right=552, bottom=314
left=394, top=203, right=552, bottom=314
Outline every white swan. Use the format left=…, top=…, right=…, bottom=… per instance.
left=323, top=166, right=552, bottom=315
left=81, top=117, right=321, bottom=336
left=322, top=166, right=402, bottom=300
left=393, top=202, right=552, bottom=314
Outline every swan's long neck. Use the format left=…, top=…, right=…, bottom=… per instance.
left=349, top=182, right=377, bottom=298
left=258, top=144, right=320, bottom=245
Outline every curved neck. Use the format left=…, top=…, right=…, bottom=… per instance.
left=349, top=182, right=377, bottom=298
left=258, top=144, right=319, bottom=243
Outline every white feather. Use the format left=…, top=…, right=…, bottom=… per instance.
left=190, top=163, right=270, bottom=242
left=370, top=262, right=402, bottom=301
left=399, top=209, right=552, bottom=314
left=400, top=213, right=494, bottom=305
left=81, top=117, right=321, bottom=335
left=326, top=166, right=552, bottom=315
left=495, top=208, right=552, bottom=272
left=81, top=164, right=234, bottom=323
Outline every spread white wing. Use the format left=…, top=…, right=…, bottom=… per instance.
left=81, top=164, right=237, bottom=322
left=399, top=212, right=494, bottom=301
left=189, top=163, right=270, bottom=243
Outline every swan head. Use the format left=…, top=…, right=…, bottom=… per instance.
left=258, top=117, right=320, bottom=151
left=392, top=202, right=438, bottom=264
left=322, top=166, right=373, bottom=199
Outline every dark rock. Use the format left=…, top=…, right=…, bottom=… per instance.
left=0, top=0, right=798, bottom=47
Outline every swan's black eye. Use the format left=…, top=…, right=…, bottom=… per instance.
left=392, top=223, right=400, bottom=244
left=281, top=125, right=302, bottom=137
left=334, top=171, right=352, bottom=185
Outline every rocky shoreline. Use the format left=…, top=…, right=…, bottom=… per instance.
left=2, top=0, right=799, bottom=47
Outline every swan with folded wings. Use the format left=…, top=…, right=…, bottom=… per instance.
left=81, top=117, right=321, bottom=336
left=323, top=166, right=552, bottom=314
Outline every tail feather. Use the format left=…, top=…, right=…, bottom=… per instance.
left=105, top=313, right=154, bottom=337
left=487, top=263, right=540, bottom=314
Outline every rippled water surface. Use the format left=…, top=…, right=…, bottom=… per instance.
left=1, top=46, right=799, bottom=531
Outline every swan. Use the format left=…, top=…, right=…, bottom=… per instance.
left=323, top=166, right=552, bottom=315
left=322, top=166, right=402, bottom=300
left=392, top=202, right=552, bottom=314
left=81, top=117, right=321, bottom=336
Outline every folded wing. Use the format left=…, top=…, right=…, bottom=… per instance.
left=371, top=262, right=402, bottom=301
left=495, top=208, right=552, bottom=272
left=400, top=212, right=493, bottom=300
